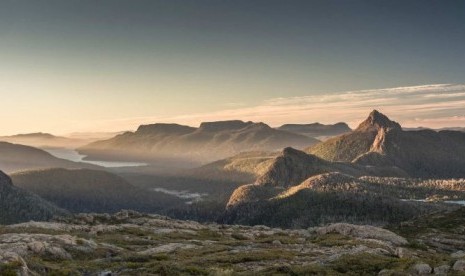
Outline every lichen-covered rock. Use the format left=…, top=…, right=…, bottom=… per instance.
left=433, top=265, right=450, bottom=275
left=451, top=250, right=465, bottom=259
left=314, top=223, right=408, bottom=245
left=138, top=243, right=198, bottom=255
left=411, top=263, right=432, bottom=274
left=453, top=259, right=465, bottom=271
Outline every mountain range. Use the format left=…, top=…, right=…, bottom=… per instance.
left=307, top=110, right=465, bottom=178
left=277, top=122, right=351, bottom=138
left=222, top=110, right=465, bottom=227
left=78, top=120, right=319, bottom=164
left=3, top=109, right=465, bottom=230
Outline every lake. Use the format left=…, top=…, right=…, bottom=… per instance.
left=402, top=199, right=465, bottom=206
left=44, top=148, right=147, bottom=168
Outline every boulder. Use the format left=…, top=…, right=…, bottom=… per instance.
left=433, top=265, right=450, bottom=275
left=411, top=263, right=432, bottom=274
left=453, top=259, right=465, bottom=271
left=451, top=250, right=465, bottom=259
left=315, top=223, right=408, bottom=245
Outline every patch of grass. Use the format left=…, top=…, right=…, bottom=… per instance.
left=329, top=253, right=412, bottom=275
left=406, top=240, right=428, bottom=251
left=310, top=233, right=354, bottom=247
left=123, top=253, right=170, bottom=263
left=0, top=261, right=23, bottom=276
left=202, top=249, right=295, bottom=265
left=0, top=226, right=67, bottom=236
left=231, top=233, right=250, bottom=240
left=262, top=264, right=333, bottom=275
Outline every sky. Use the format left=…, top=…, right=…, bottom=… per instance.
left=0, top=0, right=464, bottom=135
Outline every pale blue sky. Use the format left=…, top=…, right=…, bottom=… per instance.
left=0, top=0, right=464, bottom=134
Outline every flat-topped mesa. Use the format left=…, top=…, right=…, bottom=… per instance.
left=135, top=123, right=196, bottom=135
left=198, top=120, right=255, bottom=132
left=355, top=110, right=402, bottom=132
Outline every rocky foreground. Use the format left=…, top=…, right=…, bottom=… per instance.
left=1, top=210, right=465, bottom=275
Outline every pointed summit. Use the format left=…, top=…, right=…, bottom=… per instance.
left=356, top=110, right=401, bottom=131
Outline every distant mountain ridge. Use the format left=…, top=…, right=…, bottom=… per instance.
left=0, top=142, right=101, bottom=173
left=278, top=122, right=351, bottom=138
left=0, top=132, right=89, bottom=148
left=8, top=132, right=56, bottom=139
left=79, top=120, right=319, bottom=164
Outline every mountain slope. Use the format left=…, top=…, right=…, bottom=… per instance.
left=224, top=172, right=444, bottom=228
left=225, top=147, right=407, bottom=211
left=0, top=171, right=68, bottom=224
left=278, top=122, right=351, bottom=138
left=0, top=142, right=101, bottom=173
left=11, top=168, right=183, bottom=213
left=307, top=110, right=465, bottom=178
left=78, top=120, right=319, bottom=164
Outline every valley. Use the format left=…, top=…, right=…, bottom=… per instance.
left=2, top=111, right=465, bottom=275
left=2, top=2, right=464, bottom=274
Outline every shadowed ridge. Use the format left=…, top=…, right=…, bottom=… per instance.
left=277, top=172, right=361, bottom=198
left=255, top=147, right=330, bottom=187
left=0, top=170, right=69, bottom=224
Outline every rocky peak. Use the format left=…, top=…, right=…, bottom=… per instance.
left=356, top=110, right=401, bottom=132
left=136, top=123, right=196, bottom=135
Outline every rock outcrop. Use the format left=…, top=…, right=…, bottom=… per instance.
left=1, top=210, right=463, bottom=275
left=312, top=223, right=408, bottom=246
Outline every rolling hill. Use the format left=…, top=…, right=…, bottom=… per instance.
left=224, top=172, right=447, bottom=228
left=78, top=120, right=319, bottom=164
left=0, top=142, right=101, bottom=173
left=0, top=171, right=68, bottom=224
left=10, top=168, right=184, bottom=213
left=223, top=143, right=461, bottom=228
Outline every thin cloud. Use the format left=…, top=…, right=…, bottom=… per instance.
left=69, top=83, right=465, bottom=133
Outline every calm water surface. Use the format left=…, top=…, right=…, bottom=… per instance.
left=44, top=148, right=147, bottom=168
